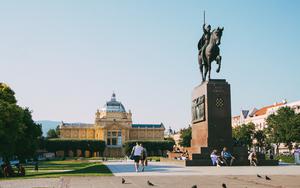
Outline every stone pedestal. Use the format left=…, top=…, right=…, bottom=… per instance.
left=187, top=79, right=243, bottom=166
left=190, top=79, right=232, bottom=152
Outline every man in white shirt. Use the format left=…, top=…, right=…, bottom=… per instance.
left=131, top=142, right=143, bottom=172
left=248, top=151, right=257, bottom=166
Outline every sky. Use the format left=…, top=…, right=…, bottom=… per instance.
left=1, top=0, right=300, bottom=131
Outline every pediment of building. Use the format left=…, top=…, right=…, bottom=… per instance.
left=103, top=123, right=131, bottom=130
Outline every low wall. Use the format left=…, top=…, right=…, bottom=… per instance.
left=103, top=147, right=124, bottom=157
left=168, top=152, right=183, bottom=159
left=160, top=157, right=186, bottom=166
left=55, top=150, right=99, bottom=158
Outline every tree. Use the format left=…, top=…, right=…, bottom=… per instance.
left=232, top=122, right=255, bottom=149
left=15, top=108, right=42, bottom=161
left=0, top=83, right=42, bottom=162
left=55, top=125, right=60, bottom=137
left=253, top=130, right=267, bottom=152
left=266, top=107, right=300, bottom=153
left=0, top=83, right=17, bottom=104
left=0, top=99, right=24, bottom=161
left=179, top=126, right=192, bottom=147
left=47, top=129, right=59, bottom=139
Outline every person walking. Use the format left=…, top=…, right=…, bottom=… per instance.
left=140, top=143, right=148, bottom=172
left=248, top=151, right=258, bottom=166
left=35, top=161, right=39, bottom=171
left=130, top=142, right=143, bottom=172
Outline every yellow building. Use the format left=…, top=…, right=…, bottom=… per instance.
left=59, top=93, right=165, bottom=157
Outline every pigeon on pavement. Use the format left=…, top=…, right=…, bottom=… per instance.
left=147, top=180, right=154, bottom=186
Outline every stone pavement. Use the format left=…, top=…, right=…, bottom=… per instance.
left=104, top=161, right=300, bottom=176
left=0, top=161, right=300, bottom=188
left=1, top=175, right=300, bottom=188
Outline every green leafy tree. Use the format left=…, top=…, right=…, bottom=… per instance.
left=15, top=109, right=42, bottom=161
left=0, top=83, right=42, bottom=162
left=0, top=83, right=17, bottom=104
left=232, top=122, right=255, bottom=149
left=266, top=107, right=300, bottom=153
left=55, top=125, right=60, bottom=137
left=47, top=128, right=59, bottom=138
left=179, top=126, right=192, bottom=147
left=0, top=99, right=24, bottom=161
left=254, top=130, right=267, bottom=152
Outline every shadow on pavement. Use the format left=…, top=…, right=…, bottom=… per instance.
left=106, top=162, right=184, bottom=173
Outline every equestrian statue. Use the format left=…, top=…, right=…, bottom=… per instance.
left=198, top=23, right=224, bottom=82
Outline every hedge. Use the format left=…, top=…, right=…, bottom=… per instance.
left=43, top=139, right=106, bottom=157
left=123, top=140, right=175, bottom=156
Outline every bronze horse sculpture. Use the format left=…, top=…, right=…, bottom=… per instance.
left=198, top=27, right=224, bottom=82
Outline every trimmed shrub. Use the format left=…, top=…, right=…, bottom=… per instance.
left=44, top=139, right=106, bottom=157
left=123, top=140, right=175, bottom=157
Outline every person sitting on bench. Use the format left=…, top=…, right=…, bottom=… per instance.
left=221, top=147, right=235, bottom=166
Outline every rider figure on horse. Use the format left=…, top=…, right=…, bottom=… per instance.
left=198, top=24, right=211, bottom=65
left=197, top=22, right=224, bottom=82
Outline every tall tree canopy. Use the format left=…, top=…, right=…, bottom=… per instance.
left=0, top=83, right=17, bottom=104
left=232, top=122, right=255, bottom=148
left=266, top=107, right=300, bottom=151
left=179, top=125, right=192, bottom=147
left=254, top=129, right=267, bottom=151
left=0, top=82, right=42, bottom=162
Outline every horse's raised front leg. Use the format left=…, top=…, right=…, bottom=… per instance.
left=216, top=55, right=222, bottom=73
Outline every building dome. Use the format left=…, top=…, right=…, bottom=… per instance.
left=102, top=93, right=126, bottom=112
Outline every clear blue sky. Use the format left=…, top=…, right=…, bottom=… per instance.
left=1, top=1, right=300, bottom=130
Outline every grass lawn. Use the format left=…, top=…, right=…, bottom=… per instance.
left=1, top=160, right=112, bottom=179
left=147, top=156, right=161, bottom=162
left=275, top=155, right=295, bottom=163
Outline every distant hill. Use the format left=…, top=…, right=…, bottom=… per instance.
left=35, top=120, right=61, bottom=136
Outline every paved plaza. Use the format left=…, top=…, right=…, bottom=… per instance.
left=0, top=161, right=300, bottom=188
left=104, top=161, right=300, bottom=176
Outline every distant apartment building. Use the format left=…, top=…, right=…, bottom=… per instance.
left=232, top=99, right=300, bottom=153
left=232, top=99, right=300, bottom=130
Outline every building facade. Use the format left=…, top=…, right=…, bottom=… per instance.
left=232, top=100, right=300, bottom=130
left=232, top=99, right=300, bottom=153
left=232, top=102, right=284, bottom=130
left=59, top=93, right=165, bottom=157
